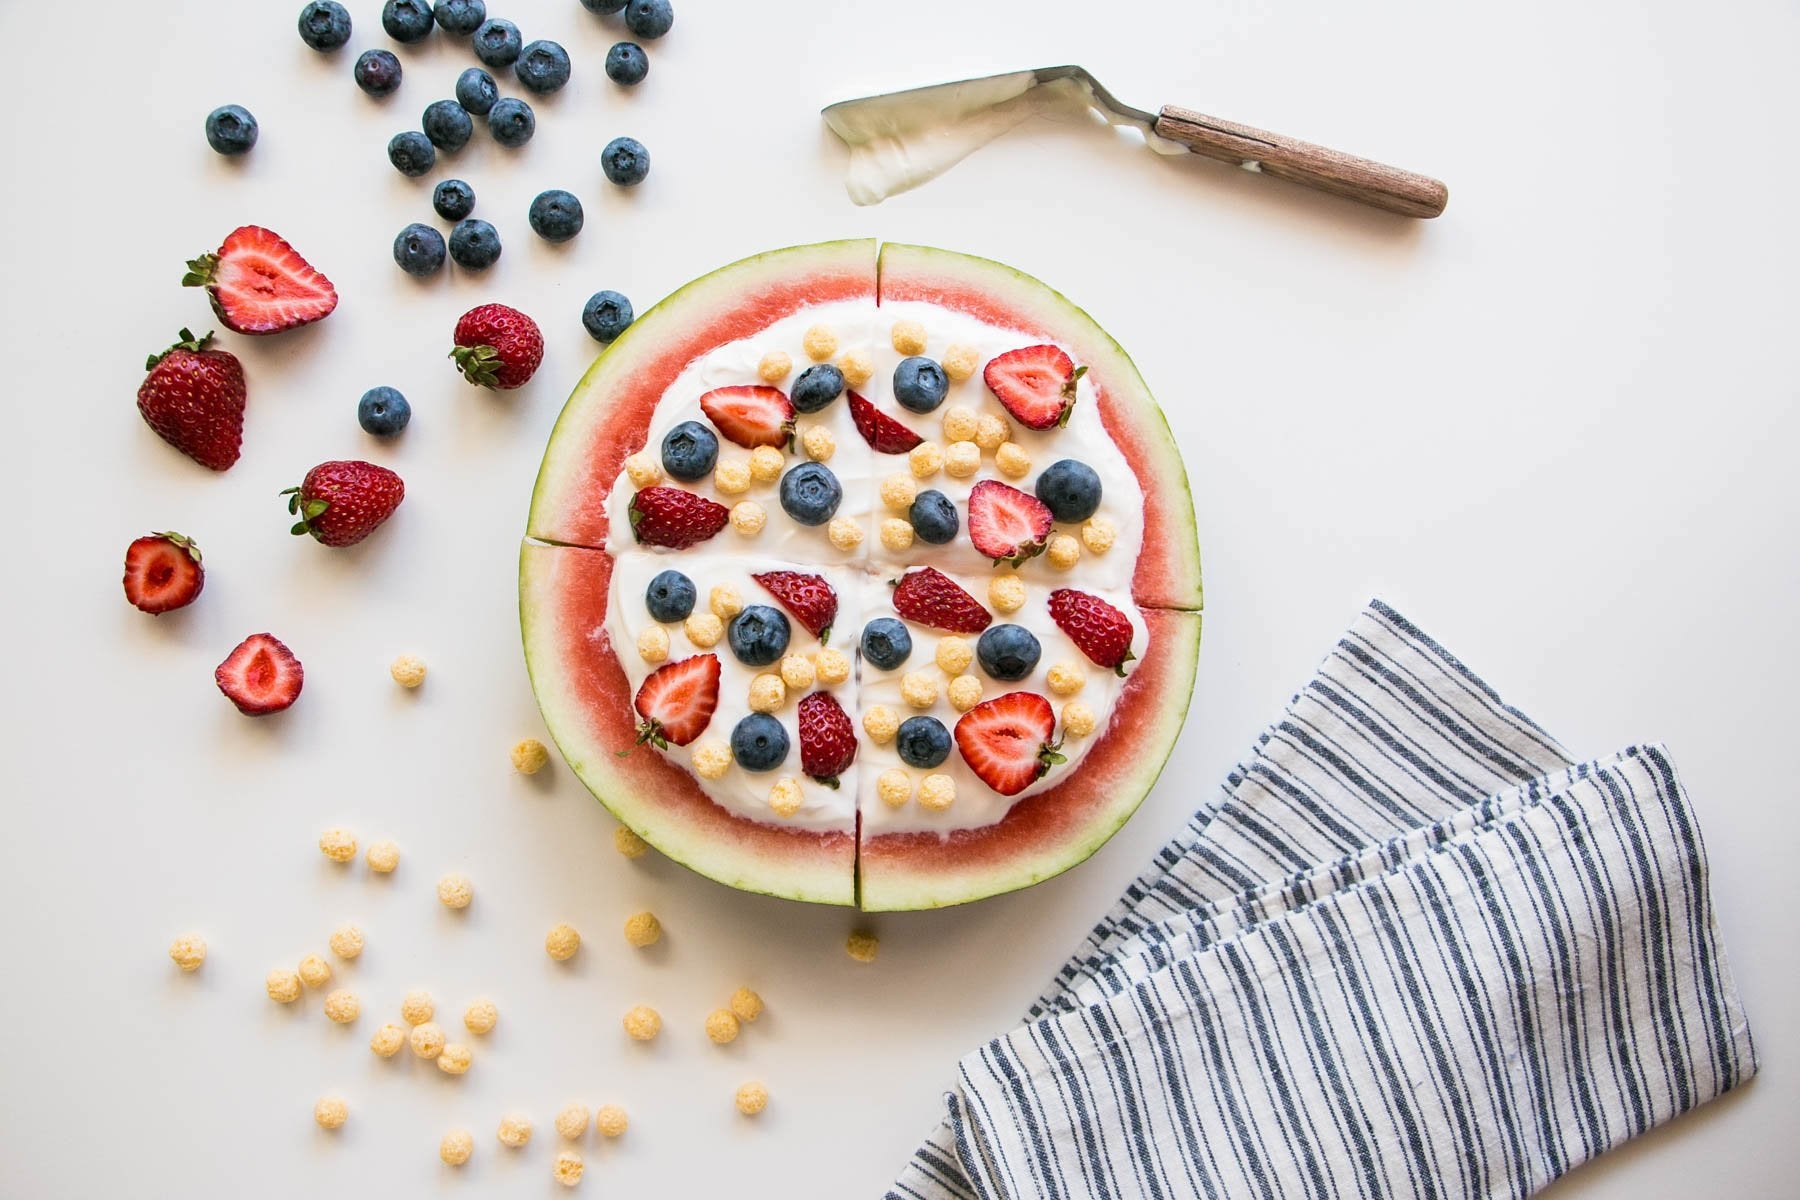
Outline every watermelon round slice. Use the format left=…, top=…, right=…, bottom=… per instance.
left=522, top=240, right=1202, bottom=910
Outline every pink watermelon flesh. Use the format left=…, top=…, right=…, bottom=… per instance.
left=522, top=240, right=1202, bottom=909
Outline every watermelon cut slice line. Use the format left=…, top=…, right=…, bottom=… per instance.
left=523, top=239, right=1201, bottom=911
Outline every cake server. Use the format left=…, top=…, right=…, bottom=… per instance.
left=823, top=64, right=1448, bottom=218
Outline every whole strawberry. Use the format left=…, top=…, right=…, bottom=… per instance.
left=136, top=329, right=245, bottom=471
left=283, top=460, right=405, bottom=547
left=797, top=692, right=857, bottom=787
left=451, top=303, right=543, bottom=389
left=1047, top=588, right=1137, bottom=674
left=629, top=487, right=729, bottom=549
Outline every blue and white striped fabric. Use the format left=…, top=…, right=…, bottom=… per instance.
left=889, top=600, right=1756, bottom=1200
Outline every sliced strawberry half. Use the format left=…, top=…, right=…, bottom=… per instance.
left=1047, top=588, right=1137, bottom=675
left=891, top=567, right=991, bottom=634
left=182, top=226, right=338, bottom=335
left=751, top=570, right=838, bottom=643
left=983, top=344, right=1085, bottom=431
left=123, top=532, right=205, bottom=614
left=629, top=487, right=730, bottom=549
left=631, top=654, right=721, bottom=749
left=967, top=480, right=1054, bottom=566
left=215, top=633, right=304, bottom=715
left=797, top=692, right=857, bottom=787
left=847, top=391, right=924, bottom=454
left=954, top=692, right=1066, bottom=796
left=699, top=386, right=795, bottom=450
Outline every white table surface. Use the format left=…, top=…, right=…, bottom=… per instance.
left=2, top=0, right=1795, bottom=1195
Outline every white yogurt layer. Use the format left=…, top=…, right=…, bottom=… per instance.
left=598, top=299, right=1148, bottom=837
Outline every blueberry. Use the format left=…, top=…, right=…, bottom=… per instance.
left=358, top=387, right=412, bottom=436
left=859, top=618, right=912, bottom=671
left=580, top=0, right=627, bottom=12
left=625, top=0, right=674, bottom=39
left=730, top=712, right=789, bottom=772
left=448, top=218, right=502, bottom=270
left=1035, top=459, right=1103, bottom=523
left=434, top=0, right=485, bottom=34
left=433, top=178, right=475, bottom=221
left=909, top=490, right=959, bottom=545
left=422, top=99, right=473, bottom=151
left=382, top=0, right=435, bottom=43
left=204, top=105, right=258, bottom=156
left=790, top=364, right=844, bottom=414
left=488, top=96, right=535, bottom=147
left=779, top=462, right=842, bottom=526
left=297, top=1, right=352, bottom=51
left=644, top=569, right=696, bottom=622
left=605, top=42, right=648, bottom=86
left=472, top=17, right=522, bottom=67
left=387, top=130, right=436, bottom=176
left=893, top=357, right=949, bottom=413
left=897, top=716, right=952, bottom=769
left=601, top=136, right=650, bottom=186
left=528, top=189, right=584, bottom=243
left=515, top=40, right=571, bottom=94
left=582, top=290, right=635, bottom=342
left=454, top=66, right=498, bottom=115
left=659, top=420, right=718, bottom=480
left=727, top=605, right=791, bottom=668
left=353, top=49, right=403, bottom=96
left=977, top=624, right=1042, bottom=681
left=392, top=222, right=447, bottom=276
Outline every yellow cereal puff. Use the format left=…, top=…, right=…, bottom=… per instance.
left=918, top=775, right=957, bottom=812
left=891, top=319, right=928, bottom=355
left=624, top=451, right=663, bottom=488
left=948, top=674, right=983, bottom=712
left=314, top=1097, right=348, bottom=1130
left=900, top=671, right=939, bottom=709
left=735, top=1082, right=769, bottom=1116
left=862, top=705, right=899, bottom=744
left=595, top=1104, right=629, bottom=1138
left=324, top=989, right=361, bottom=1024
left=877, top=769, right=912, bottom=808
left=943, top=441, right=981, bottom=478
left=779, top=655, right=816, bottom=690
left=1062, top=701, right=1098, bottom=738
left=709, top=584, right=743, bottom=619
left=624, top=911, right=662, bottom=948
left=329, top=924, right=364, bottom=960
left=941, top=405, right=979, bottom=442
left=266, top=968, right=303, bottom=1004
left=729, top=500, right=766, bottom=536
left=554, top=1151, right=584, bottom=1188
left=623, top=1005, right=662, bottom=1041
left=1081, top=516, right=1117, bottom=554
left=705, top=1008, right=742, bottom=1044
left=440, top=1130, right=474, bottom=1166
left=880, top=518, right=915, bottom=552
left=909, top=441, right=944, bottom=479
left=389, top=654, right=427, bottom=688
left=545, top=923, right=582, bottom=961
left=511, top=738, right=550, bottom=775
left=935, top=636, right=973, bottom=674
left=401, top=990, right=434, bottom=1025
left=168, top=933, right=206, bottom=972
left=1046, top=534, right=1081, bottom=570
left=827, top=516, right=864, bottom=551
left=995, top=442, right=1031, bottom=479
left=814, top=647, right=851, bottom=685
left=838, top=347, right=873, bottom=386
left=881, top=472, right=918, bottom=512
left=942, top=345, right=980, bottom=383
left=464, top=999, right=499, bottom=1035
left=845, top=930, right=879, bottom=962
left=370, top=1023, right=407, bottom=1058
left=729, top=987, right=764, bottom=1023
left=715, top=458, right=752, bottom=495
left=298, top=954, right=332, bottom=989
left=757, top=349, right=792, bottom=382
left=1047, top=662, right=1086, bottom=696
left=555, top=1103, right=590, bottom=1140
left=319, top=827, right=357, bottom=863
left=685, top=611, right=725, bottom=648
left=748, top=673, right=786, bottom=713
left=410, top=1022, right=446, bottom=1059
left=691, top=740, right=733, bottom=779
left=437, top=1043, right=472, bottom=1075
left=496, top=1113, right=532, bottom=1149
left=769, top=777, right=804, bottom=818
left=638, top=624, right=671, bottom=663
left=975, top=412, right=1011, bottom=452
left=988, top=573, right=1026, bottom=614
left=613, top=826, right=650, bottom=859
left=365, top=840, right=400, bottom=873
left=749, top=444, right=785, bottom=482
left=803, top=324, right=838, bottom=361
left=800, top=423, right=836, bottom=462
left=437, top=874, right=474, bottom=910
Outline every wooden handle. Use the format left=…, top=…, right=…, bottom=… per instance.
left=1153, top=105, right=1448, bottom=219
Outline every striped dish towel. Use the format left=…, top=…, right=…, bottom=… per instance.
left=890, top=600, right=1756, bottom=1200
